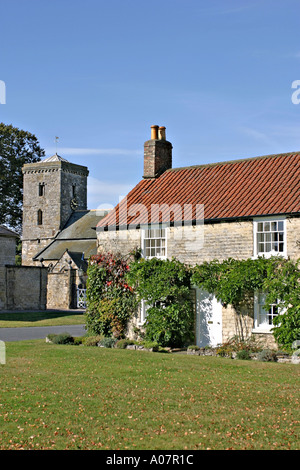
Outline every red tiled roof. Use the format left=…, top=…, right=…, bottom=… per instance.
left=98, top=152, right=300, bottom=228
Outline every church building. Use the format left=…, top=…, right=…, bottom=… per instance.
left=21, top=154, right=108, bottom=308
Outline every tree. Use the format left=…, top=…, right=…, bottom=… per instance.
left=0, top=123, right=45, bottom=232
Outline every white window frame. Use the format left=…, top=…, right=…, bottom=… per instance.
left=139, top=299, right=148, bottom=326
left=139, top=299, right=166, bottom=326
left=253, top=291, right=282, bottom=333
left=253, top=216, right=287, bottom=258
left=141, top=225, right=167, bottom=260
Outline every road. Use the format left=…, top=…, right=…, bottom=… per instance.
left=0, top=324, right=87, bottom=342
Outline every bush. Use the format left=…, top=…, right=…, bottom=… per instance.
left=115, top=339, right=136, bottom=349
left=83, top=335, right=103, bottom=347
left=73, top=337, right=84, bottom=346
left=188, top=345, right=200, bottom=351
left=236, top=350, right=251, bottom=360
left=216, top=336, right=261, bottom=357
left=46, top=332, right=74, bottom=345
left=257, top=349, right=278, bottom=362
left=140, top=340, right=159, bottom=351
left=98, top=336, right=118, bottom=348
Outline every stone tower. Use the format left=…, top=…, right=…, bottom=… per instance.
left=22, top=154, right=89, bottom=265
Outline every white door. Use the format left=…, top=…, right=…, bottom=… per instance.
left=195, top=288, right=222, bottom=347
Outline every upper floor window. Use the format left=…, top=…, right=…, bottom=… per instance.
left=37, top=209, right=43, bottom=225
left=39, top=183, right=45, bottom=196
left=142, top=227, right=166, bottom=259
left=254, top=217, right=286, bottom=258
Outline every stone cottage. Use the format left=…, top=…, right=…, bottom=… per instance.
left=96, top=125, right=300, bottom=348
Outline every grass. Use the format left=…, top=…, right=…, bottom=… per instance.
left=0, top=341, right=299, bottom=450
left=0, top=311, right=85, bottom=328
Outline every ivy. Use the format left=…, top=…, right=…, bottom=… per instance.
left=85, top=250, right=299, bottom=351
left=85, top=253, right=137, bottom=338
left=191, top=256, right=300, bottom=349
left=127, top=258, right=194, bottom=347
left=191, top=257, right=269, bottom=308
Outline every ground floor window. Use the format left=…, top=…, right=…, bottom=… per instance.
left=254, top=292, right=280, bottom=332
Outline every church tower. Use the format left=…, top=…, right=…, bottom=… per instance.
left=21, top=154, right=89, bottom=265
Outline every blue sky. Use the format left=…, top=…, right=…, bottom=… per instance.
left=1, top=0, right=300, bottom=209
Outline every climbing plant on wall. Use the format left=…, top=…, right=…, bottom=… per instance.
left=191, top=256, right=300, bottom=349
left=127, top=257, right=193, bottom=347
left=85, top=252, right=137, bottom=338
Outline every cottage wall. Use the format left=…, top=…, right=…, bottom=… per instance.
left=97, top=220, right=253, bottom=263
left=286, top=217, right=300, bottom=261
left=97, top=217, right=299, bottom=347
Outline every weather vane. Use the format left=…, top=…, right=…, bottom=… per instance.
left=55, top=136, right=59, bottom=155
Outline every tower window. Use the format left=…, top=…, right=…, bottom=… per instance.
left=39, top=183, right=45, bottom=196
left=72, top=184, right=76, bottom=197
left=37, top=209, right=43, bottom=225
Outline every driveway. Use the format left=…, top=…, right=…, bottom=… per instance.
left=0, top=324, right=87, bottom=342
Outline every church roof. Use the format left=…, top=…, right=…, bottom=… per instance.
left=0, top=225, right=19, bottom=238
left=33, top=209, right=110, bottom=262
left=42, top=154, right=69, bottom=163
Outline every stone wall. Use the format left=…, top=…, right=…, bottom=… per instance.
left=286, top=217, right=300, bottom=261
left=47, top=270, right=76, bottom=309
left=0, top=266, right=47, bottom=310
left=97, top=217, right=300, bottom=263
left=97, top=228, right=141, bottom=257
left=0, top=236, right=17, bottom=266
left=0, top=266, right=6, bottom=310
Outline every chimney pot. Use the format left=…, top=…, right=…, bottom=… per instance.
left=158, top=126, right=166, bottom=140
left=151, top=125, right=159, bottom=140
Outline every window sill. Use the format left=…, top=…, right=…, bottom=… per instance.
left=252, top=253, right=287, bottom=260
left=252, top=328, right=273, bottom=335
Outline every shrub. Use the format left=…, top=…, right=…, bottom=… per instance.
left=83, top=335, right=103, bottom=347
left=187, top=345, right=200, bottom=351
left=98, top=336, right=118, bottom=348
left=46, top=332, right=74, bottom=345
left=236, top=350, right=251, bottom=360
left=73, top=336, right=84, bottom=346
left=140, top=340, right=159, bottom=351
left=257, top=349, right=278, bottom=362
left=216, top=336, right=261, bottom=357
left=115, top=339, right=136, bottom=349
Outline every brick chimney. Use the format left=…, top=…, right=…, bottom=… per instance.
left=143, top=125, right=172, bottom=178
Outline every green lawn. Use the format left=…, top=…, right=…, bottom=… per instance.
left=0, top=311, right=85, bottom=328
left=0, top=341, right=299, bottom=450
